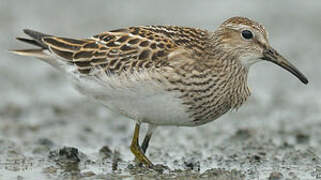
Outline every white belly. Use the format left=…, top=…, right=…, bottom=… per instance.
left=71, top=71, right=192, bottom=126
left=39, top=52, right=193, bottom=126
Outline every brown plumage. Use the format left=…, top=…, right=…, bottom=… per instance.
left=11, top=16, right=308, bottom=167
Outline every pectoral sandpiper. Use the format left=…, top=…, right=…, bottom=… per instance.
left=11, top=16, right=308, bottom=168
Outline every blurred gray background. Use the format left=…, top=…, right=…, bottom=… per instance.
left=0, top=1, right=320, bottom=179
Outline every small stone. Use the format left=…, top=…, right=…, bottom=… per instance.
left=253, top=154, right=261, bottom=161
left=127, top=164, right=134, bottom=169
left=58, top=147, right=80, bottom=162
left=49, top=147, right=80, bottom=163
left=230, top=128, right=254, bottom=141
left=112, top=150, right=121, bottom=171
left=82, top=171, right=96, bottom=177
left=295, top=133, right=310, bottom=144
left=152, top=164, right=169, bottom=173
left=269, top=171, right=283, bottom=180
left=183, top=159, right=200, bottom=172
left=248, top=154, right=262, bottom=163
left=99, top=145, right=113, bottom=159
left=43, top=166, right=58, bottom=174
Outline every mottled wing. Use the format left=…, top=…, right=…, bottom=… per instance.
left=38, top=26, right=209, bottom=76
left=37, top=28, right=168, bottom=76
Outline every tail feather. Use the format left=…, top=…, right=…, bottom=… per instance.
left=23, top=29, right=51, bottom=42
left=19, top=29, right=52, bottom=48
left=11, top=29, right=52, bottom=59
left=12, top=29, right=92, bottom=69
left=10, top=49, right=50, bottom=60
left=11, top=29, right=83, bottom=71
left=16, top=37, right=47, bottom=48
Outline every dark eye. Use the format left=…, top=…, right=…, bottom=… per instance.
left=241, top=30, right=253, bottom=39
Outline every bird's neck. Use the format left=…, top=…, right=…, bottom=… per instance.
left=226, top=58, right=251, bottom=109
left=206, top=48, right=251, bottom=109
left=228, top=64, right=251, bottom=109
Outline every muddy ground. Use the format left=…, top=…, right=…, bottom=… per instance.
left=1, top=1, right=321, bottom=179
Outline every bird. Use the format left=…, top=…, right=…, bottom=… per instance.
left=11, top=16, right=308, bottom=168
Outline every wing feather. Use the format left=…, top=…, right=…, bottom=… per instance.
left=14, top=26, right=210, bottom=76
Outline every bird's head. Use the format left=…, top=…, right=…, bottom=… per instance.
left=212, top=16, right=308, bottom=85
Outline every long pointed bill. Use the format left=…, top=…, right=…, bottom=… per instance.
left=261, top=47, right=308, bottom=84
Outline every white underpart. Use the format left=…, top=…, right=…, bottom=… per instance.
left=46, top=52, right=191, bottom=126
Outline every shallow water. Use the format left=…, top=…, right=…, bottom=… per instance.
left=1, top=1, right=321, bottom=179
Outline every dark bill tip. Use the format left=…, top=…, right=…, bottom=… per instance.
left=261, top=48, right=309, bottom=85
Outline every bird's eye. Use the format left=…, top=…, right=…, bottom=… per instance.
left=241, top=30, right=253, bottom=39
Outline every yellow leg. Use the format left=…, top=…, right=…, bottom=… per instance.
left=130, top=123, right=153, bottom=167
